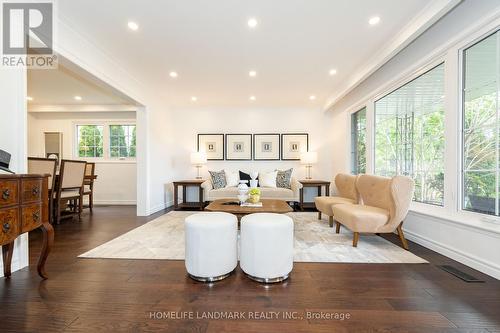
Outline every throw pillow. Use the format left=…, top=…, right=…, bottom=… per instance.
left=239, top=171, right=258, bottom=187
left=209, top=170, right=226, bottom=189
left=225, top=171, right=239, bottom=187
left=259, top=171, right=278, bottom=188
left=276, top=168, right=293, bottom=189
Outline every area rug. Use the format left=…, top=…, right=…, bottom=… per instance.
left=79, top=211, right=427, bottom=263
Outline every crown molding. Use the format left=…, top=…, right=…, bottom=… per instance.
left=323, top=0, right=461, bottom=111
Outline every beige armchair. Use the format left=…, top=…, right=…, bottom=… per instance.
left=332, top=174, right=415, bottom=249
left=314, top=173, right=358, bottom=227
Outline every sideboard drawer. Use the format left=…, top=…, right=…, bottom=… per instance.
left=0, top=180, right=18, bottom=208
left=21, top=204, right=42, bottom=233
left=21, top=179, right=42, bottom=204
left=0, top=208, right=19, bottom=244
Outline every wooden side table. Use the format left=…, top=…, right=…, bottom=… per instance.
left=173, top=180, right=205, bottom=210
left=298, top=180, right=331, bottom=211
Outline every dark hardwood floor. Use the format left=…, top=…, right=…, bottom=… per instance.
left=1, top=205, right=499, bottom=332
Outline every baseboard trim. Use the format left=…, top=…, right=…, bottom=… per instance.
left=93, top=200, right=137, bottom=205
left=147, top=200, right=174, bottom=216
left=404, top=229, right=500, bottom=280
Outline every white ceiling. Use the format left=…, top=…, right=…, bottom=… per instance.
left=54, top=0, right=455, bottom=108
left=28, top=65, right=134, bottom=106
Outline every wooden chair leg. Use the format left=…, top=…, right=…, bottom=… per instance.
left=353, top=232, right=359, bottom=247
left=318, top=211, right=322, bottom=220
left=335, top=221, right=341, bottom=234
left=89, top=191, right=93, bottom=213
left=396, top=223, right=409, bottom=250
left=328, top=216, right=333, bottom=227
left=56, top=200, right=61, bottom=225
left=78, top=196, right=83, bottom=220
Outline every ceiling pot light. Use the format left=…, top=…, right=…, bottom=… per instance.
left=329, top=69, right=337, bottom=76
left=191, top=96, right=198, bottom=102
left=26, top=96, right=33, bottom=101
left=127, top=21, right=139, bottom=31
left=309, top=95, right=316, bottom=101
left=369, top=16, right=381, bottom=25
left=248, top=70, right=257, bottom=77
left=247, top=18, right=258, bottom=29
left=249, top=96, right=256, bottom=101
left=74, top=95, right=82, bottom=101
left=169, top=71, right=178, bottom=78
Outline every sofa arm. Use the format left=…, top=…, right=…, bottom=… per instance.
left=201, top=180, right=213, bottom=201
left=290, top=178, right=303, bottom=193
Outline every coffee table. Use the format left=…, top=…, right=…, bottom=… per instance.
left=205, top=199, right=293, bottom=220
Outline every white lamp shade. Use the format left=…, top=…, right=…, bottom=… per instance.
left=300, top=151, right=318, bottom=164
left=190, top=152, right=207, bottom=165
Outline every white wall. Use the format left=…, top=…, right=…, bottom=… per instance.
left=0, top=67, right=29, bottom=276
left=27, top=111, right=137, bottom=204
left=330, top=0, right=500, bottom=279
left=169, top=107, right=335, bottom=203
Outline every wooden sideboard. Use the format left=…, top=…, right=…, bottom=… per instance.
left=0, top=174, right=54, bottom=279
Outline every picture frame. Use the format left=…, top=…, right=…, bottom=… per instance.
left=197, top=134, right=224, bottom=160
left=253, top=134, right=280, bottom=160
left=225, top=134, right=252, bottom=160
left=281, top=133, right=309, bottom=160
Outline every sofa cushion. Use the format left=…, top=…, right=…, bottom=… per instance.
left=276, top=168, right=293, bottom=189
left=332, top=204, right=389, bottom=233
left=209, top=170, right=226, bottom=189
left=314, top=196, right=356, bottom=216
left=259, top=171, right=277, bottom=188
left=208, top=186, right=295, bottom=200
left=239, top=171, right=258, bottom=187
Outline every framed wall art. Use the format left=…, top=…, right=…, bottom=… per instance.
left=197, top=134, right=224, bottom=160
left=253, top=134, right=280, bottom=160
left=225, top=134, right=252, bottom=160
left=281, top=133, right=309, bottom=160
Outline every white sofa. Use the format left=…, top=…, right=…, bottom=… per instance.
left=201, top=177, right=302, bottom=202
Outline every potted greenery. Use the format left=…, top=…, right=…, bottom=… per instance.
left=248, top=188, right=261, bottom=204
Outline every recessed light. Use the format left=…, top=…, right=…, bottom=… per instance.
left=249, top=95, right=256, bottom=101
left=169, top=71, right=178, bottom=78
left=26, top=96, right=33, bottom=101
left=74, top=95, right=82, bottom=101
left=329, top=69, right=337, bottom=76
left=309, top=95, right=316, bottom=101
left=191, top=96, right=198, bottom=102
left=369, top=16, right=381, bottom=25
left=248, top=70, right=257, bottom=77
left=247, top=18, right=258, bottom=29
left=127, top=21, right=139, bottom=31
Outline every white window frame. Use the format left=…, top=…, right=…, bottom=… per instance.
left=350, top=106, right=367, bottom=174
left=341, top=13, right=500, bottom=230
left=457, top=26, right=500, bottom=220
left=373, top=59, right=446, bottom=207
left=73, top=120, right=137, bottom=163
left=108, top=124, right=137, bottom=159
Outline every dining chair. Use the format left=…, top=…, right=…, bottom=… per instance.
left=55, top=159, right=87, bottom=224
left=28, top=157, right=57, bottom=224
left=83, top=162, right=96, bottom=212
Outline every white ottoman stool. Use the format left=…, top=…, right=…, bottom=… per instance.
left=185, top=212, right=238, bottom=282
left=240, top=213, right=294, bottom=283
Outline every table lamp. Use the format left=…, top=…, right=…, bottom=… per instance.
left=190, top=152, right=207, bottom=179
left=300, top=151, right=317, bottom=180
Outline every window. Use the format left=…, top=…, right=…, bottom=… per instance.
left=110, top=125, right=136, bottom=158
left=462, top=30, right=499, bottom=216
left=351, top=107, right=366, bottom=174
left=77, top=125, right=103, bottom=157
left=374, top=63, right=445, bottom=205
